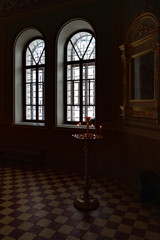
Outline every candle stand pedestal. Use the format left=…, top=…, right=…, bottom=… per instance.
left=72, top=133, right=103, bottom=211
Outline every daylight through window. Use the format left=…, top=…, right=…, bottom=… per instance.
left=25, top=39, right=45, bottom=121
left=65, top=31, right=95, bottom=123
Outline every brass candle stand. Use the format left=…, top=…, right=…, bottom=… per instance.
left=72, top=119, right=103, bottom=211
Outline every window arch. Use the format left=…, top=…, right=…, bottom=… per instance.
left=24, top=38, right=45, bottom=122
left=65, top=31, right=95, bottom=123
left=56, top=19, right=95, bottom=126
left=14, top=28, right=45, bottom=126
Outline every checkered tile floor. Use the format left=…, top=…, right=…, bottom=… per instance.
left=0, top=161, right=160, bottom=240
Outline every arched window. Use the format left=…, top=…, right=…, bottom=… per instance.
left=56, top=19, right=95, bottom=127
left=65, top=31, right=95, bottom=123
left=14, top=28, right=45, bottom=126
left=24, top=39, right=45, bottom=122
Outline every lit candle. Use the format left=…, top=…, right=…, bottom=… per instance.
left=86, top=117, right=90, bottom=135
left=79, top=122, right=81, bottom=137
left=99, top=125, right=102, bottom=136
left=77, top=123, right=80, bottom=137
left=91, top=124, right=94, bottom=136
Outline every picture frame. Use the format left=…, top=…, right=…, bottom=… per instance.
left=131, top=50, right=154, bottom=100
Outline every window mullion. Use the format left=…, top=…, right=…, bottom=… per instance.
left=85, top=64, right=88, bottom=118
left=82, top=36, right=93, bottom=60
left=36, top=65, right=39, bottom=121
left=37, top=47, right=45, bottom=65
left=31, top=69, right=33, bottom=120
left=70, top=40, right=80, bottom=60
left=80, top=60, right=83, bottom=122
left=25, top=68, right=28, bottom=121
left=28, top=47, right=36, bottom=65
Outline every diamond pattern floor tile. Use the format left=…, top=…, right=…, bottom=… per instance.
left=0, top=161, right=159, bottom=239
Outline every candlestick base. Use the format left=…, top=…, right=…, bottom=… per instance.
left=72, top=133, right=103, bottom=212
left=74, top=194, right=99, bottom=211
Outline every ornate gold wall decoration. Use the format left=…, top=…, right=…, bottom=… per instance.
left=133, top=22, right=155, bottom=41
left=120, top=11, right=160, bottom=128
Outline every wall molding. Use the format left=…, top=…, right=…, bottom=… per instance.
left=0, top=0, right=44, bottom=12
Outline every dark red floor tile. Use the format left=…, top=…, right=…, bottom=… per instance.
left=89, top=224, right=103, bottom=234
left=50, top=232, right=67, bottom=240
left=114, top=231, right=130, bottom=240
left=106, top=220, right=119, bottom=229
left=71, top=227, right=85, bottom=238
left=9, top=228, right=25, bottom=238
left=131, top=227, right=146, bottom=238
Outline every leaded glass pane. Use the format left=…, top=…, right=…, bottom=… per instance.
left=67, top=106, right=80, bottom=122
left=84, top=37, right=95, bottom=60
left=67, top=42, right=79, bottom=61
left=83, top=63, right=95, bottom=79
left=67, top=64, right=80, bottom=80
left=32, top=83, right=36, bottom=105
left=72, top=106, right=80, bottom=121
left=67, top=64, right=80, bottom=107
left=38, top=83, right=43, bottom=105
left=83, top=106, right=95, bottom=122
left=67, top=82, right=72, bottom=105
left=67, top=106, right=71, bottom=121
left=26, top=84, right=31, bottom=105
left=82, top=63, right=95, bottom=106
left=26, top=69, right=36, bottom=83
left=26, top=106, right=31, bottom=120
left=26, top=39, right=45, bottom=66
left=26, top=48, right=33, bottom=66
left=39, top=48, right=45, bottom=65
left=72, top=66, right=80, bottom=80
left=38, top=68, right=45, bottom=82
left=70, top=32, right=92, bottom=59
left=38, top=106, right=44, bottom=120
left=67, top=65, right=71, bottom=80
left=74, top=81, right=80, bottom=105
left=32, top=106, right=36, bottom=120
left=90, top=80, right=95, bottom=105
left=83, top=80, right=90, bottom=105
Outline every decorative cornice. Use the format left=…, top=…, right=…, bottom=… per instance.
left=0, top=0, right=43, bottom=12
left=133, top=23, right=155, bottom=41
left=0, top=0, right=110, bottom=16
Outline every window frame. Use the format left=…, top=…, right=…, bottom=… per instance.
left=23, top=37, right=45, bottom=123
left=64, top=29, right=96, bottom=124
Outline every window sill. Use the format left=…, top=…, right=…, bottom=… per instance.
left=13, top=122, right=45, bottom=127
left=56, top=124, right=95, bottom=130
